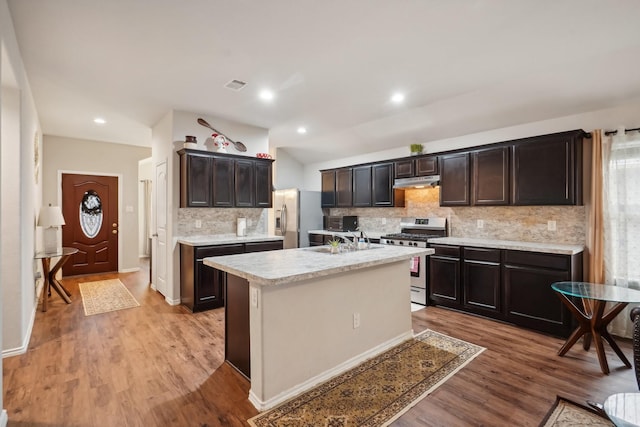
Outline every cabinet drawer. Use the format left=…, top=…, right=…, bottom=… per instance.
left=504, top=250, right=570, bottom=271
left=431, top=245, right=460, bottom=258
left=245, top=241, right=283, bottom=253
left=464, top=247, right=501, bottom=263
left=309, top=233, right=325, bottom=244
left=195, top=244, right=245, bottom=260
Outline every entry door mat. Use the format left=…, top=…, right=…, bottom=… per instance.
left=540, top=396, right=614, bottom=426
left=248, top=329, right=485, bottom=427
left=79, top=279, right=140, bottom=316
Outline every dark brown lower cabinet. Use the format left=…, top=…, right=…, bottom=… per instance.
left=180, top=240, right=283, bottom=312
left=225, top=274, right=250, bottom=379
left=429, top=245, right=461, bottom=308
left=180, top=244, right=244, bottom=312
left=503, top=250, right=581, bottom=337
left=429, top=244, right=582, bottom=337
left=463, top=247, right=501, bottom=317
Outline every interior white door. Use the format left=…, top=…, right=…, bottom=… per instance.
left=154, top=161, right=167, bottom=296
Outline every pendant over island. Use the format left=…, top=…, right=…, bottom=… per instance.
left=204, top=243, right=434, bottom=411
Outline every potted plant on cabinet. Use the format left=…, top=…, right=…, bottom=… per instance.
left=410, top=144, right=423, bottom=155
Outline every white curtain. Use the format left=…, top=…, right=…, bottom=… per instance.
left=603, top=126, right=640, bottom=338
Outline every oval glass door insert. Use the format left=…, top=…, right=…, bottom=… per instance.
left=79, top=190, right=103, bottom=238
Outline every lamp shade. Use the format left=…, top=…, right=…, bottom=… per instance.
left=38, top=205, right=66, bottom=228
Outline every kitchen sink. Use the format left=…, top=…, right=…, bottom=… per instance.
left=305, top=245, right=384, bottom=254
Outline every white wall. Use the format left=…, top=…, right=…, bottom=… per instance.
left=272, top=147, right=304, bottom=190
left=151, top=110, right=269, bottom=305
left=302, top=99, right=640, bottom=190
left=1, top=0, right=43, bottom=422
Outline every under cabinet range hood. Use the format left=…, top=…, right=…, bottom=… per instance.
left=393, top=175, right=440, bottom=189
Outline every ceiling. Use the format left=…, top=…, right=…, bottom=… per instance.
left=8, top=0, right=640, bottom=164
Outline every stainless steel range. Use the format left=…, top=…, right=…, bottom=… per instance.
left=380, top=217, right=448, bottom=306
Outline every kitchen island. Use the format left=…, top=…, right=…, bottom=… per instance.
left=204, top=244, right=432, bottom=411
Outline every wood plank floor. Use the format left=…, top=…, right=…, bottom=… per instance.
left=3, top=261, right=637, bottom=426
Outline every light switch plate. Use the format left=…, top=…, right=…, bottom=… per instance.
left=477, top=219, right=484, bottom=229
left=547, top=220, right=557, bottom=231
left=195, top=219, right=202, bottom=229
left=251, top=288, right=259, bottom=308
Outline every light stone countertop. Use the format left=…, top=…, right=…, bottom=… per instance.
left=204, top=244, right=433, bottom=286
left=427, top=237, right=584, bottom=255
left=177, top=234, right=284, bottom=247
left=307, top=229, right=387, bottom=240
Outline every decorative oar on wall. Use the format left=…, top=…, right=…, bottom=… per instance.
left=197, top=118, right=247, bottom=152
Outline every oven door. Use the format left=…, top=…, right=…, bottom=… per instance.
left=409, top=253, right=428, bottom=305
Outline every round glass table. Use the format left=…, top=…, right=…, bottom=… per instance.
left=604, top=393, right=640, bottom=427
left=551, top=281, right=640, bottom=374
left=35, top=247, right=78, bottom=312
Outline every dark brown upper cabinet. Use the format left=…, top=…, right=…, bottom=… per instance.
left=178, top=149, right=274, bottom=208
left=471, top=146, right=509, bottom=205
left=234, top=159, right=255, bottom=207
left=212, top=156, right=236, bottom=207
left=372, top=162, right=403, bottom=207
left=321, top=170, right=336, bottom=207
left=180, top=151, right=213, bottom=207
left=255, top=160, right=273, bottom=207
left=439, top=152, right=470, bottom=206
left=394, top=159, right=414, bottom=178
left=416, top=155, right=438, bottom=176
left=511, top=131, right=583, bottom=205
left=352, top=165, right=372, bottom=207
left=336, top=168, right=353, bottom=207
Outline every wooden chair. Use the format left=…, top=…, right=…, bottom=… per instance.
left=631, top=307, right=640, bottom=390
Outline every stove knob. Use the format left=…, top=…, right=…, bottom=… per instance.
left=412, top=242, right=417, bottom=247
left=399, top=241, right=404, bottom=245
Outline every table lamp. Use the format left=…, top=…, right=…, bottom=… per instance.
left=38, top=205, right=66, bottom=253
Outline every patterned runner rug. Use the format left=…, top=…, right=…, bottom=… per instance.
left=540, top=396, right=613, bottom=426
left=79, top=279, right=140, bottom=316
left=248, top=329, right=485, bottom=427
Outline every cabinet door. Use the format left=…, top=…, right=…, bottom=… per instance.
left=463, top=260, right=501, bottom=316
left=321, top=170, right=336, bottom=207
left=394, top=159, right=414, bottom=178
left=472, top=146, right=509, bottom=205
left=512, top=134, right=579, bottom=205
left=181, top=153, right=212, bottom=207
left=429, top=245, right=461, bottom=307
left=194, top=244, right=244, bottom=311
left=352, top=165, right=372, bottom=207
left=416, top=155, right=438, bottom=176
left=336, top=168, right=353, bottom=207
left=234, top=159, right=255, bottom=207
left=439, top=152, right=470, bottom=206
left=255, top=160, right=273, bottom=207
left=372, top=162, right=396, bottom=207
left=213, top=157, right=235, bottom=207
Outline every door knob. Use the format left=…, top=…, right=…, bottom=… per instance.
left=112, top=230, right=118, bottom=234
left=112, top=223, right=118, bottom=227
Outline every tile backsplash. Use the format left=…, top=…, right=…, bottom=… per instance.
left=178, top=208, right=268, bottom=236
left=329, top=187, right=586, bottom=245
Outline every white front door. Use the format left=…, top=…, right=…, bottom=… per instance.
left=154, top=161, right=168, bottom=296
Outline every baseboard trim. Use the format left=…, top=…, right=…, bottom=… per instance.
left=120, top=267, right=140, bottom=273
left=2, top=300, right=37, bottom=359
left=248, top=330, right=414, bottom=411
left=0, top=409, right=8, bottom=427
left=165, top=296, right=181, bottom=306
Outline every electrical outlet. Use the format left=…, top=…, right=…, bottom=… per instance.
left=381, top=218, right=387, bottom=225
left=477, top=219, right=484, bottom=229
left=195, top=219, right=202, bottom=229
left=353, top=312, right=360, bottom=329
left=547, top=220, right=557, bottom=231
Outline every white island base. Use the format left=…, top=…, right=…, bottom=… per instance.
left=205, top=245, right=431, bottom=411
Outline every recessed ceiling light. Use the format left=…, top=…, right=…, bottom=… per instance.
left=259, top=89, right=274, bottom=102
left=297, top=127, right=307, bottom=134
left=93, top=117, right=106, bottom=124
left=391, top=93, right=405, bottom=104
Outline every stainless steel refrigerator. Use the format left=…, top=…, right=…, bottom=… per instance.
left=274, top=189, right=323, bottom=248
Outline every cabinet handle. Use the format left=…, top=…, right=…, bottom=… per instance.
left=281, top=204, right=287, bottom=236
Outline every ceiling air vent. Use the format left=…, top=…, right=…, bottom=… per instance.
left=224, top=79, right=247, bottom=91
